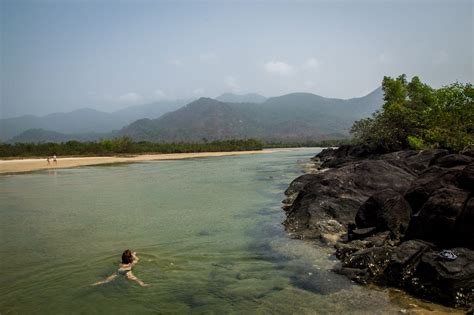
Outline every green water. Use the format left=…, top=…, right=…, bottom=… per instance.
left=0, top=149, right=443, bottom=314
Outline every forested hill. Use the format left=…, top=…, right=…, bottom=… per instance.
left=0, top=99, right=190, bottom=141
left=117, top=88, right=383, bottom=143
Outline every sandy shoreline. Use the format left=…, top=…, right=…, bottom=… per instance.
left=0, top=150, right=278, bottom=174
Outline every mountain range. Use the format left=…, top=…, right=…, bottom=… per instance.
left=0, top=99, right=191, bottom=141
left=5, top=89, right=383, bottom=143
left=117, top=88, right=383, bottom=143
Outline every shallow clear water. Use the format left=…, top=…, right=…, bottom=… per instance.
left=0, top=149, right=455, bottom=314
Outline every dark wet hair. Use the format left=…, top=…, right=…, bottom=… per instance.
left=122, top=249, right=133, bottom=264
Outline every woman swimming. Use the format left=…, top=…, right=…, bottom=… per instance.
left=92, top=249, right=149, bottom=287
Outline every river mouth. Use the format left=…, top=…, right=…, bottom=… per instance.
left=0, top=148, right=460, bottom=314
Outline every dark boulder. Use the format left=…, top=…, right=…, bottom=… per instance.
left=283, top=148, right=474, bottom=308
left=404, top=166, right=463, bottom=213
left=459, top=162, right=474, bottom=191
left=316, top=144, right=381, bottom=169
left=284, top=159, right=415, bottom=240
left=320, top=157, right=354, bottom=169
left=405, top=187, right=470, bottom=248
left=336, top=231, right=392, bottom=261
left=412, top=248, right=474, bottom=308
left=363, top=231, right=392, bottom=247
left=431, top=154, right=473, bottom=168
left=283, top=174, right=319, bottom=207
left=335, top=239, right=370, bottom=261
left=385, top=240, right=434, bottom=287
left=326, top=144, right=376, bottom=159
left=355, top=189, right=412, bottom=239
left=284, top=174, right=319, bottom=197
left=337, top=246, right=393, bottom=284
left=312, top=147, right=335, bottom=163
left=461, top=149, right=474, bottom=158
left=349, top=227, right=377, bottom=240
left=456, top=198, right=474, bottom=249
left=381, top=149, right=448, bottom=174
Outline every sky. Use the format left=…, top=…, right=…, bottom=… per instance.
left=1, top=0, right=473, bottom=118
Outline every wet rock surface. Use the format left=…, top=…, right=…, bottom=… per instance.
left=283, top=145, right=474, bottom=309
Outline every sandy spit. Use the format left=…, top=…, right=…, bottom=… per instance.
left=0, top=150, right=281, bottom=174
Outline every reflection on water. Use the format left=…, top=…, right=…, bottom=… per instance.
left=0, top=148, right=460, bottom=314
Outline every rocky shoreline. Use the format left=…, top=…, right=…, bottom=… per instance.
left=282, top=145, right=473, bottom=311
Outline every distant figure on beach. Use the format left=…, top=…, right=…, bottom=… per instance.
left=53, top=154, right=57, bottom=164
left=92, top=250, right=149, bottom=287
left=46, top=156, right=50, bottom=165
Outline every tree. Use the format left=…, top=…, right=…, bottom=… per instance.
left=351, top=75, right=473, bottom=152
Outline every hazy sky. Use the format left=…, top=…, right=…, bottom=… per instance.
left=1, top=0, right=472, bottom=118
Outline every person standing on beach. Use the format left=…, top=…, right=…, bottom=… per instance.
left=53, top=154, right=57, bottom=165
left=47, top=156, right=50, bottom=165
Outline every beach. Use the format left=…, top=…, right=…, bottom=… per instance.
left=0, top=150, right=274, bottom=174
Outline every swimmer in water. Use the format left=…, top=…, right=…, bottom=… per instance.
left=92, top=250, right=149, bottom=287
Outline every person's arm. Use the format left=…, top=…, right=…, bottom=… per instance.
left=91, top=273, right=117, bottom=286
left=129, top=252, right=139, bottom=267
left=126, top=271, right=149, bottom=287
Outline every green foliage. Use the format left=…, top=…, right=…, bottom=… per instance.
left=351, top=75, right=473, bottom=152
left=263, top=138, right=352, bottom=148
left=382, top=74, right=408, bottom=106
left=0, top=138, right=264, bottom=158
left=407, top=136, right=426, bottom=150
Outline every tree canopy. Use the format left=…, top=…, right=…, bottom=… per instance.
left=0, top=138, right=264, bottom=158
left=351, top=75, right=473, bottom=152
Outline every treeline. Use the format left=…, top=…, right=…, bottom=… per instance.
left=351, top=75, right=473, bottom=152
left=263, top=138, right=352, bottom=148
left=0, top=138, right=264, bottom=158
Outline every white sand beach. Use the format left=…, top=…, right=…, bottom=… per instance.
left=0, top=150, right=275, bottom=174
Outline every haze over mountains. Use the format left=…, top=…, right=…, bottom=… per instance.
left=215, top=93, right=267, bottom=103
left=0, top=99, right=191, bottom=141
left=4, top=88, right=383, bottom=143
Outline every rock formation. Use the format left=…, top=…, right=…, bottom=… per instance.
left=283, top=145, right=474, bottom=309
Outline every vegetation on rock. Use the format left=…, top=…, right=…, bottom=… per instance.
left=351, top=75, right=473, bottom=152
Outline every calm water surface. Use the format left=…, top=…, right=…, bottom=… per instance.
left=0, top=149, right=455, bottom=314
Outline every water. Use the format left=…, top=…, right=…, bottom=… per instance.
left=0, top=148, right=456, bottom=314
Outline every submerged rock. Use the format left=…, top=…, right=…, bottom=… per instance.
left=337, top=246, right=393, bottom=284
